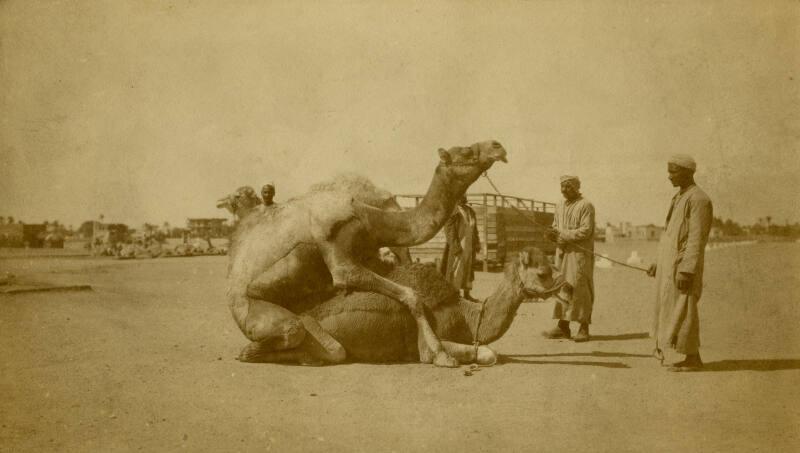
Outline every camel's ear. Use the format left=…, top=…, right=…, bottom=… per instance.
left=438, top=148, right=451, bottom=164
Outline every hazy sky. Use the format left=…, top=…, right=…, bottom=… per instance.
left=2, top=1, right=798, bottom=229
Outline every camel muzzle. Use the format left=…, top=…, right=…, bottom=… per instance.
left=216, top=197, right=232, bottom=209
left=489, top=149, right=508, bottom=163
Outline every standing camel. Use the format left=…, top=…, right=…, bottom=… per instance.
left=227, top=140, right=507, bottom=367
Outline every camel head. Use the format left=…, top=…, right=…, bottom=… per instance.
left=516, top=247, right=565, bottom=299
left=216, top=186, right=262, bottom=217
left=437, top=140, right=507, bottom=183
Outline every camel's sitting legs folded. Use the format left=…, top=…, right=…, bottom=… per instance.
left=238, top=306, right=346, bottom=365
left=233, top=249, right=347, bottom=363
left=241, top=338, right=496, bottom=366
left=315, top=221, right=459, bottom=368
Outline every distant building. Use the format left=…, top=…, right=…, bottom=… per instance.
left=604, top=223, right=623, bottom=242
left=186, top=218, right=229, bottom=238
left=0, top=223, right=24, bottom=247
left=710, top=226, right=724, bottom=240
left=40, top=223, right=65, bottom=248
left=633, top=224, right=662, bottom=241
left=0, top=223, right=46, bottom=247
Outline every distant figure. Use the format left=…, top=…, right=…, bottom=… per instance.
left=261, top=183, right=276, bottom=207
left=647, top=154, right=713, bottom=372
left=627, top=250, right=643, bottom=266
left=543, top=175, right=595, bottom=342
left=439, top=196, right=480, bottom=301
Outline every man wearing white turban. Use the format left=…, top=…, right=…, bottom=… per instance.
left=543, top=175, right=596, bottom=342
left=647, top=155, right=713, bottom=371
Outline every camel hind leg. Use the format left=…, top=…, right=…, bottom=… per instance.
left=235, top=300, right=306, bottom=357
left=239, top=316, right=346, bottom=365
left=233, top=248, right=343, bottom=363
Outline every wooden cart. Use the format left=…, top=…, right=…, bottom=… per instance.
left=395, top=193, right=556, bottom=270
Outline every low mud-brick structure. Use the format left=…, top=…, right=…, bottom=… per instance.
left=0, top=223, right=46, bottom=248
left=395, top=193, right=556, bottom=270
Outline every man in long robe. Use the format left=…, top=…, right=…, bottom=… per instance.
left=543, top=175, right=595, bottom=342
left=439, top=196, right=480, bottom=301
left=647, top=154, right=713, bottom=371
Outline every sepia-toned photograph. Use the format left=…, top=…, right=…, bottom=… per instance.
left=1, top=1, right=798, bottom=451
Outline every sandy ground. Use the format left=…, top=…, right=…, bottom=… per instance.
left=1, top=241, right=798, bottom=452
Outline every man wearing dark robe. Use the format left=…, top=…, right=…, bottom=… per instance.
left=647, top=154, right=713, bottom=372
left=439, top=196, right=480, bottom=301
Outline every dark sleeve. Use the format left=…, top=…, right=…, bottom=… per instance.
left=471, top=208, right=481, bottom=250
left=443, top=212, right=458, bottom=244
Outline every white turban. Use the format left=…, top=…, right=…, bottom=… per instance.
left=668, top=154, right=696, bottom=171
left=560, top=175, right=580, bottom=187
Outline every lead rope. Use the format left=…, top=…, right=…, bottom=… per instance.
left=472, top=297, right=488, bottom=362
left=464, top=297, right=489, bottom=376
left=480, top=172, right=650, bottom=273
left=481, top=171, right=663, bottom=364
left=466, top=268, right=531, bottom=376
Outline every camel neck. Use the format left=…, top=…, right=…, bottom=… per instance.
left=414, top=166, right=468, bottom=228
left=473, top=266, right=525, bottom=344
left=369, top=165, right=473, bottom=246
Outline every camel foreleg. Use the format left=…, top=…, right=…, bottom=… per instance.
left=441, top=341, right=497, bottom=366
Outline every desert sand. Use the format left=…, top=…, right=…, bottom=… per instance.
left=1, top=241, right=798, bottom=452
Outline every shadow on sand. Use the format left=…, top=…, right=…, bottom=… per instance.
left=588, top=332, right=650, bottom=341
left=506, top=351, right=651, bottom=359
left=700, top=360, right=800, bottom=372
left=498, top=356, right=630, bottom=368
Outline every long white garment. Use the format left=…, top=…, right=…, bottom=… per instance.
left=652, top=185, right=713, bottom=354
left=552, top=197, right=595, bottom=323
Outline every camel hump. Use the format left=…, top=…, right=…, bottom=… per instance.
left=308, top=173, right=393, bottom=207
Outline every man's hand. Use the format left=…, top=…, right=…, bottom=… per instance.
left=676, top=272, right=694, bottom=291
left=545, top=227, right=560, bottom=243
left=646, top=264, right=657, bottom=278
